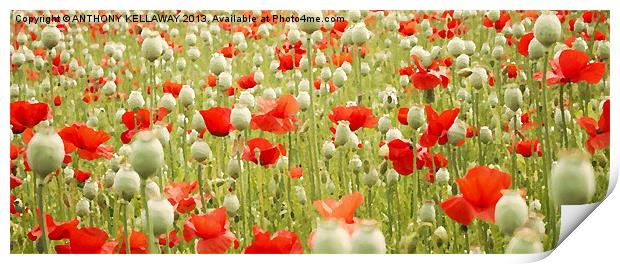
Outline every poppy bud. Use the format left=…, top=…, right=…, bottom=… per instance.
left=351, top=220, right=387, bottom=254
left=127, top=91, right=145, bottom=111
left=350, top=23, right=370, bottom=45
left=386, top=168, right=400, bottom=185
left=262, top=88, right=277, bottom=100
left=377, top=115, right=391, bottom=134
left=419, top=200, right=436, bottom=223
left=447, top=120, right=467, bottom=145
left=572, top=37, right=588, bottom=52
left=479, top=126, right=493, bottom=144
left=76, top=197, right=90, bottom=217
left=385, top=128, right=403, bottom=141
left=146, top=199, right=174, bottom=236
left=100, top=80, right=117, bottom=97
left=533, top=12, right=562, bottom=47
left=332, top=67, right=347, bottom=87
left=504, top=85, right=523, bottom=112
left=41, top=25, right=61, bottom=49
left=296, top=92, right=311, bottom=111
left=488, top=93, right=499, bottom=108
left=456, top=88, right=471, bottom=103
left=468, top=67, right=488, bottom=90
left=230, top=105, right=251, bottom=131
left=512, top=22, right=525, bottom=38
left=492, top=45, right=504, bottom=59
left=436, top=168, right=450, bottom=184
left=505, top=228, right=544, bottom=254
left=298, top=10, right=323, bottom=34
left=102, top=169, right=115, bottom=189
left=176, top=57, right=187, bottom=71
left=223, top=193, right=241, bottom=215
left=188, top=46, right=201, bottom=62
left=554, top=107, right=572, bottom=129
left=17, top=31, right=27, bottom=45
left=464, top=41, right=476, bottom=56
left=407, top=106, right=425, bottom=130
left=209, top=53, right=227, bottom=75
left=295, top=186, right=307, bottom=205
left=114, top=166, right=140, bottom=201
left=191, top=141, right=212, bottom=163
left=312, top=220, right=352, bottom=254
left=455, top=54, right=470, bottom=69
left=226, top=158, right=243, bottom=179
left=573, top=18, right=586, bottom=33
left=27, top=127, right=65, bottom=177
left=527, top=38, right=545, bottom=60
left=596, top=41, right=610, bottom=60
left=349, top=155, right=363, bottom=173
left=12, top=52, right=25, bottom=67
left=495, top=190, right=528, bottom=235
left=447, top=37, right=465, bottom=57
left=83, top=180, right=99, bottom=200
left=141, top=34, right=164, bottom=62
left=322, top=141, right=336, bottom=159
left=315, top=52, right=327, bottom=67
left=130, top=131, right=164, bottom=179
left=178, top=85, right=195, bottom=108
left=550, top=151, right=595, bottom=205
left=363, top=168, right=379, bottom=187
left=153, top=124, right=170, bottom=145
left=361, top=62, right=370, bottom=76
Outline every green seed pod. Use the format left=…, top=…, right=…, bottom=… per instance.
left=495, top=190, right=528, bottom=235
left=351, top=220, right=386, bottom=254
left=468, top=67, right=488, bottom=90
left=146, top=199, right=174, bottom=236
left=223, top=193, right=240, bottom=215
left=385, top=128, right=403, bottom=141
left=190, top=141, right=212, bottom=163
left=574, top=18, right=586, bottom=33
left=550, top=151, right=595, bottom=205
left=146, top=180, right=161, bottom=200
left=334, top=121, right=352, bottom=147
left=41, top=25, right=62, bottom=49
left=102, top=169, right=115, bottom=189
left=83, top=180, right=99, bottom=200
left=378, top=115, right=391, bottom=134
left=230, top=105, right=251, bottom=131
left=332, top=67, right=347, bottom=87
left=227, top=158, right=243, bottom=179
left=298, top=10, right=323, bottom=34
left=434, top=226, right=449, bottom=243
left=554, top=107, right=572, bottom=129
left=127, top=91, right=145, bottom=111
left=322, top=141, right=336, bottom=159
left=512, top=22, right=525, bottom=38
left=464, top=40, right=476, bottom=56
left=447, top=120, right=466, bottom=145
left=524, top=212, right=546, bottom=235
left=76, top=197, right=90, bottom=217
left=436, top=167, right=450, bottom=184
left=113, top=166, right=140, bottom=201
left=455, top=54, right=470, bottom=69
left=505, top=228, right=544, bottom=254
left=129, top=131, right=164, bottom=179
left=419, top=200, right=436, bottom=223
left=12, top=52, right=25, bottom=67
left=447, top=37, right=465, bottom=57
left=407, top=105, right=425, bottom=130
left=572, top=37, right=588, bottom=52
left=362, top=168, right=379, bottom=187
left=141, top=35, right=164, bottom=62
left=295, top=186, right=307, bottom=205
left=178, top=85, right=195, bottom=108
left=386, top=168, right=400, bottom=185
left=312, top=220, right=352, bottom=254
left=349, top=155, right=363, bottom=173
left=528, top=38, right=545, bottom=60
left=479, top=126, right=493, bottom=144
left=504, top=85, right=523, bottom=112
left=533, top=12, right=562, bottom=47
left=596, top=41, right=610, bottom=60
left=102, top=80, right=116, bottom=96
left=27, top=127, right=65, bottom=178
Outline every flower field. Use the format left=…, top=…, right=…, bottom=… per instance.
left=9, top=10, right=610, bottom=254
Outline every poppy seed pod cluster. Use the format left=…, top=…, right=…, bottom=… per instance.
left=129, top=131, right=164, bottom=179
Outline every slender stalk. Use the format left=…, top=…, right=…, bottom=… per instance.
left=122, top=201, right=131, bottom=254
left=196, top=163, right=208, bottom=213
left=140, top=180, right=156, bottom=253
left=35, top=175, right=48, bottom=253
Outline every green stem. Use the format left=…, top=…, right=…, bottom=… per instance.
left=35, top=175, right=48, bottom=253
left=140, top=180, right=157, bottom=253
left=123, top=202, right=131, bottom=254
left=196, top=163, right=208, bottom=213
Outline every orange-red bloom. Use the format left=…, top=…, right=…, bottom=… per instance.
left=409, top=56, right=450, bottom=90
left=237, top=73, right=257, bottom=89
left=577, top=99, right=610, bottom=153
left=251, top=95, right=299, bottom=134
left=10, top=100, right=51, bottom=134
left=163, top=80, right=183, bottom=97
left=244, top=226, right=303, bottom=254
left=510, top=139, right=543, bottom=157
left=59, top=123, right=114, bottom=160
left=199, top=107, right=233, bottom=137
left=117, top=230, right=149, bottom=254
left=121, top=107, right=169, bottom=144
left=28, top=213, right=79, bottom=241
left=535, top=49, right=605, bottom=85
left=419, top=105, right=460, bottom=147
left=313, top=192, right=364, bottom=224
left=183, top=207, right=237, bottom=254
left=328, top=105, right=378, bottom=131
left=440, top=166, right=512, bottom=225
left=55, top=227, right=118, bottom=254
left=242, top=137, right=286, bottom=167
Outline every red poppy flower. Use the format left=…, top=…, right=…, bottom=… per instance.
left=483, top=12, right=511, bottom=32
left=10, top=195, right=22, bottom=215
left=121, top=107, right=169, bottom=144
left=165, top=181, right=211, bottom=214
left=242, top=137, right=286, bottom=167
left=237, top=73, right=257, bottom=89
left=10, top=100, right=52, bottom=134
left=10, top=174, right=23, bottom=190
left=53, top=96, right=62, bottom=106
left=251, top=95, right=299, bottom=134
left=220, top=42, right=239, bottom=58
left=419, top=105, right=460, bottom=147
left=440, top=166, right=512, bottom=225
left=244, top=226, right=303, bottom=254
left=387, top=139, right=448, bottom=178
left=55, top=227, right=118, bottom=254
left=331, top=52, right=353, bottom=67
left=158, top=229, right=182, bottom=248
left=535, top=49, right=605, bottom=85
left=59, top=123, right=114, bottom=160
left=163, top=80, right=183, bottom=97
left=399, top=20, right=417, bottom=36
left=28, top=213, right=79, bottom=241
left=510, top=139, right=543, bottom=157
left=117, top=230, right=149, bottom=254
left=313, top=192, right=364, bottom=224
left=577, top=99, right=610, bottom=153
left=199, top=107, right=233, bottom=137
left=397, top=107, right=409, bottom=126
left=410, top=56, right=450, bottom=90
left=506, top=63, right=518, bottom=79
left=290, top=166, right=303, bottom=179
left=74, top=169, right=92, bottom=183
left=183, top=207, right=237, bottom=254
left=328, top=105, right=378, bottom=131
